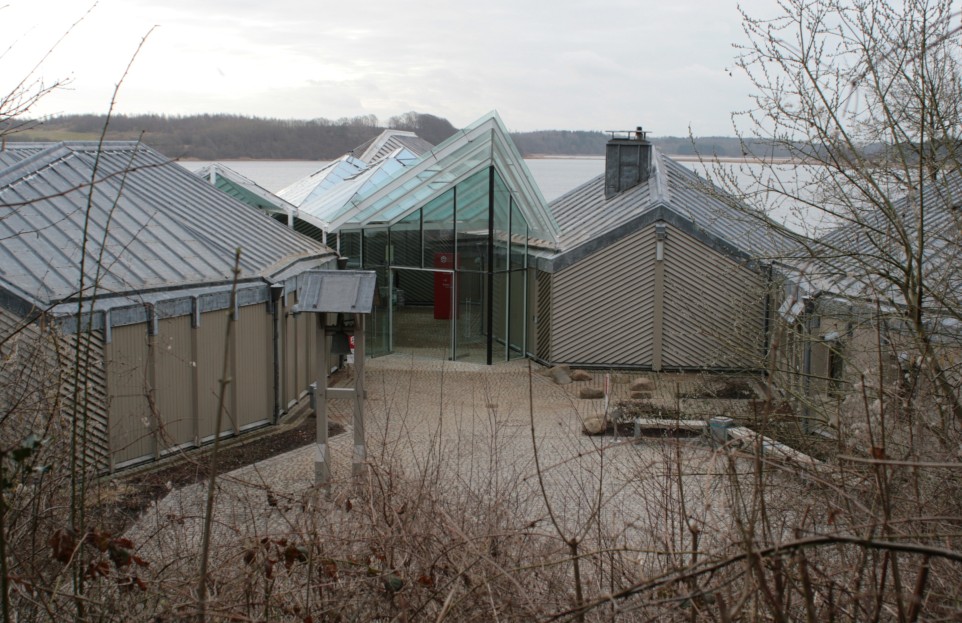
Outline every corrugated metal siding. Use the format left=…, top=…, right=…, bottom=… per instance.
left=1, top=310, right=110, bottom=471
left=661, top=226, right=766, bottom=368
left=536, top=270, right=552, bottom=360
left=0, top=311, right=59, bottom=447
left=57, top=330, right=110, bottom=471
left=106, top=324, right=153, bottom=465
left=235, top=304, right=272, bottom=429
left=551, top=227, right=657, bottom=365
left=154, top=316, right=194, bottom=450
left=196, top=309, right=234, bottom=441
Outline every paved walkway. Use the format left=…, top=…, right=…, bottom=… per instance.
left=128, top=356, right=727, bottom=561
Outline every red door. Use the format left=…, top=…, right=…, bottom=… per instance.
left=433, top=253, right=459, bottom=319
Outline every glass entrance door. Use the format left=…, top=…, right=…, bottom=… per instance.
left=390, top=267, right=454, bottom=360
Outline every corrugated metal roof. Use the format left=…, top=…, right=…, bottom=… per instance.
left=788, top=168, right=962, bottom=305
left=0, top=141, right=335, bottom=310
left=548, top=150, right=796, bottom=263
left=0, top=144, right=45, bottom=168
left=193, top=163, right=299, bottom=216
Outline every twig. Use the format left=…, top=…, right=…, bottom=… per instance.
left=196, top=248, right=242, bottom=621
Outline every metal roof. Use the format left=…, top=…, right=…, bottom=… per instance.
left=0, top=141, right=335, bottom=311
left=0, top=144, right=45, bottom=168
left=193, top=162, right=300, bottom=217
left=785, top=168, right=962, bottom=306
left=547, top=150, right=796, bottom=268
left=353, top=129, right=435, bottom=164
left=293, top=270, right=376, bottom=314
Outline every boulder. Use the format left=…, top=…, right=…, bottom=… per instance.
left=579, top=387, right=604, bottom=399
left=582, top=416, right=608, bottom=435
left=630, top=378, right=655, bottom=392
left=570, top=370, right=593, bottom=382
left=630, top=390, right=654, bottom=400
left=548, top=366, right=572, bottom=385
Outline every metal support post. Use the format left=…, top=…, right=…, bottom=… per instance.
left=314, top=316, right=331, bottom=491
left=352, top=313, right=366, bottom=476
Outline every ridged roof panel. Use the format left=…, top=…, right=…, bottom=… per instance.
left=549, top=150, right=795, bottom=259
left=0, top=142, right=334, bottom=308
left=354, top=130, right=435, bottom=164
left=793, top=169, right=962, bottom=304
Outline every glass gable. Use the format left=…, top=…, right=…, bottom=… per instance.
left=326, top=112, right=559, bottom=364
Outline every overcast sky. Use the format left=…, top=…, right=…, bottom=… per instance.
left=3, top=0, right=781, bottom=136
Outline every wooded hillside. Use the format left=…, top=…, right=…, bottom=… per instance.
left=2, top=112, right=795, bottom=159
left=0, top=112, right=459, bottom=160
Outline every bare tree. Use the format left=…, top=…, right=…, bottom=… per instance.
left=718, top=0, right=962, bottom=430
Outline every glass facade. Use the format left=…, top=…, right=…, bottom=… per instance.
left=339, top=167, right=530, bottom=364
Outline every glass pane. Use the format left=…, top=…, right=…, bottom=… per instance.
left=492, top=169, right=511, bottom=273
left=422, top=189, right=455, bottom=270
left=365, top=266, right=391, bottom=358
left=362, top=229, right=388, bottom=268
left=389, top=209, right=421, bottom=268
left=454, top=268, right=486, bottom=363
left=492, top=271, right=508, bottom=362
left=391, top=268, right=452, bottom=360
left=455, top=169, right=490, bottom=272
left=339, top=230, right=362, bottom=268
left=510, top=199, right=528, bottom=270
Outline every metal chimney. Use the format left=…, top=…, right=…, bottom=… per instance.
left=604, top=126, right=652, bottom=199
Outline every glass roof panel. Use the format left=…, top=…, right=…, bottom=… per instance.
left=326, top=112, right=559, bottom=243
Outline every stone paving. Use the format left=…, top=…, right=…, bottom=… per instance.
left=127, top=356, right=736, bottom=562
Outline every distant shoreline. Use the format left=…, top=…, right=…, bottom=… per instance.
left=524, top=153, right=801, bottom=164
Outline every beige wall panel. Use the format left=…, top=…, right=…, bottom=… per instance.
left=1, top=311, right=110, bottom=470
left=154, top=316, right=195, bottom=450
left=661, top=228, right=766, bottom=369
left=196, top=309, right=234, bottom=440
left=105, top=323, right=153, bottom=465
left=551, top=228, right=657, bottom=365
left=235, top=304, right=273, bottom=429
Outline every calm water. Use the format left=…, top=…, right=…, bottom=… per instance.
left=180, top=157, right=822, bottom=234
